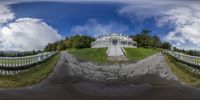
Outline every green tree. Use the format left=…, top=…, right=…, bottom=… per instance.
left=162, top=42, right=171, bottom=49
left=44, top=35, right=95, bottom=51
left=132, top=29, right=151, bottom=47
left=151, top=36, right=161, bottom=48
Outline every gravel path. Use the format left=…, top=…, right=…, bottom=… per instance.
left=0, top=51, right=199, bottom=100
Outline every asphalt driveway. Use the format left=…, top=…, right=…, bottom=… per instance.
left=0, top=52, right=199, bottom=100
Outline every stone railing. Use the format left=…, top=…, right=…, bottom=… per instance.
left=0, top=51, right=56, bottom=75
left=121, top=47, right=127, bottom=54
left=164, top=50, right=200, bottom=75
left=106, top=47, right=110, bottom=54
left=164, top=50, right=200, bottom=67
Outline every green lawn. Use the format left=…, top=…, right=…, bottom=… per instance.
left=0, top=53, right=60, bottom=88
left=68, top=48, right=160, bottom=63
left=125, top=48, right=160, bottom=61
left=68, top=48, right=107, bottom=62
left=165, top=55, right=200, bottom=87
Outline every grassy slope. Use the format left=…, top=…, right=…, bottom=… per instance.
left=68, top=48, right=160, bottom=63
left=68, top=48, right=107, bottom=62
left=165, top=55, right=200, bottom=87
left=125, top=48, right=160, bottom=61
left=0, top=53, right=60, bottom=88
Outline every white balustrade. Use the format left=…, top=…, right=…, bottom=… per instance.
left=0, top=51, right=56, bottom=68
left=164, top=50, right=200, bottom=67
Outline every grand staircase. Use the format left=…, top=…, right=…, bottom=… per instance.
left=107, top=46, right=128, bottom=61
left=107, top=46, right=124, bottom=56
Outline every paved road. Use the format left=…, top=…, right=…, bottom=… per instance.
left=0, top=52, right=199, bottom=100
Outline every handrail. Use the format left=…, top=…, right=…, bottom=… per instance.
left=121, top=47, right=127, bottom=54
left=106, top=47, right=110, bottom=54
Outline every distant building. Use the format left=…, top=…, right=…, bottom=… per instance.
left=91, top=33, right=137, bottom=48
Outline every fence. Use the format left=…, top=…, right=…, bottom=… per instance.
left=0, top=51, right=56, bottom=75
left=164, top=50, right=200, bottom=68
left=164, top=50, right=200, bottom=76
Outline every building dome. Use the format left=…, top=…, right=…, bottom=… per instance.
left=91, top=33, right=137, bottom=48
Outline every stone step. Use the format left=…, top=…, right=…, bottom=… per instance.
left=107, top=46, right=124, bottom=56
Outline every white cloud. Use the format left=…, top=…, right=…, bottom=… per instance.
left=0, top=5, right=15, bottom=24
left=0, top=18, right=61, bottom=51
left=2, top=0, right=200, bottom=50
left=161, top=6, right=200, bottom=49
left=70, top=19, right=129, bottom=37
left=118, top=1, right=200, bottom=49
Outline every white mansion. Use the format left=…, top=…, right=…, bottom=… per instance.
left=91, top=33, right=137, bottom=57
left=91, top=33, right=137, bottom=48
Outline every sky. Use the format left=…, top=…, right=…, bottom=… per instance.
left=0, top=0, right=200, bottom=51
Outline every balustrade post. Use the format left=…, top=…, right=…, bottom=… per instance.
left=27, top=58, right=29, bottom=65
left=11, top=59, right=12, bottom=67
left=14, top=59, right=16, bottom=67
left=29, top=58, right=31, bottom=64
left=3, top=59, right=5, bottom=66
left=7, top=59, right=12, bottom=67
left=0, top=58, right=2, bottom=66
left=5, top=59, right=6, bottom=66
left=41, top=53, right=43, bottom=61
left=195, top=58, right=197, bottom=65
left=31, top=57, right=33, bottom=64
left=17, top=58, right=19, bottom=67
left=13, top=58, right=16, bottom=67
left=36, top=56, right=38, bottom=63
left=33, top=56, right=36, bottom=64
left=26, top=58, right=28, bottom=65
left=19, top=58, right=22, bottom=66
left=24, top=58, right=26, bottom=66
left=22, top=58, right=25, bottom=66
left=25, top=58, right=27, bottom=65
left=6, top=59, right=8, bottom=67
left=0, top=58, right=1, bottom=66
left=21, top=58, right=23, bottom=66
left=30, top=57, right=32, bottom=64
left=30, top=57, right=31, bottom=64
left=7, top=59, right=9, bottom=67
left=11, top=59, right=13, bottom=67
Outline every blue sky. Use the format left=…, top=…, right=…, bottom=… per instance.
left=10, top=1, right=170, bottom=37
left=0, top=0, right=200, bottom=51
left=11, top=2, right=123, bottom=36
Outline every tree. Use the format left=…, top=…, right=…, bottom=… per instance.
left=44, top=35, right=95, bottom=51
left=132, top=29, right=152, bottom=47
left=132, top=34, right=142, bottom=47
left=161, top=42, right=171, bottom=49
left=151, top=36, right=161, bottom=48
left=140, top=29, right=151, bottom=47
